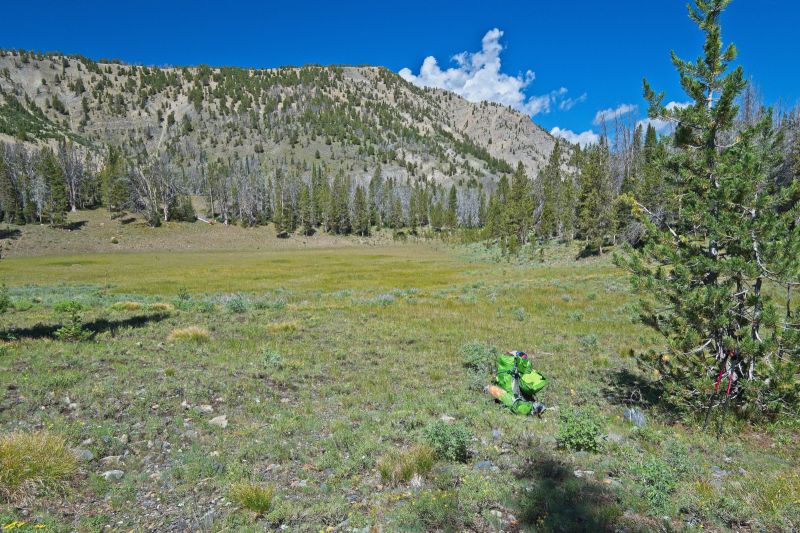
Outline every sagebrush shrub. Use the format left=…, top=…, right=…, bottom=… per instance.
left=556, top=408, right=603, bottom=452
left=423, top=421, right=471, bottom=463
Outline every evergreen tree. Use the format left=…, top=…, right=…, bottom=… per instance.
left=446, top=184, right=458, bottom=228
left=507, top=163, right=533, bottom=244
left=576, top=141, right=612, bottom=253
left=0, top=154, right=24, bottom=224
left=297, top=183, right=314, bottom=235
left=39, top=147, right=68, bottom=226
left=352, top=185, right=370, bottom=236
left=539, top=141, right=562, bottom=240
left=618, top=0, right=800, bottom=419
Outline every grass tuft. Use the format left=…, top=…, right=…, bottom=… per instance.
left=267, top=320, right=300, bottom=333
left=228, top=482, right=274, bottom=515
left=0, top=431, right=78, bottom=503
left=167, top=326, right=210, bottom=343
left=377, top=445, right=435, bottom=485
left=149, top=302, right=174, bottom=313
left=112, top=301, right=143, bottom=311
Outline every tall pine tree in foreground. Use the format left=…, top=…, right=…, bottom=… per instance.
left=617, top=0, right=800, bottom=420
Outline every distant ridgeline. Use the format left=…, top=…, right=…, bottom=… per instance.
left=7, top=47, right=794, bottom=250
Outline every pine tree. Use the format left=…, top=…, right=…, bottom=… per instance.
left=539, top=141, right=562, bottom=240
left=507, top=163, right=532, bottom=244
left=368, top=165, right=383, bottom=228
left=446, top=184, right=458, bottom=228
left=0, top=155, right=24, bottom=224
left=352, top=185, right=369, bottom=236
left=617, top=0, right=800, bottom=420
left=298, top=183, right=314, bottom=235
left=576, top=141, right=612, bottom=253
left=39, top=148, right=68, bottom=226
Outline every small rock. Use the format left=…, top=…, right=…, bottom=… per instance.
left=623, top=407, right=646, bottom=427
left=100, top=455, right=123, bottom=466
left=573, top=469, right=595, bottom=478
left=440, top=415, right=455, bottom=422
left=197, top=404, right=214, bottom=413
left=102, top=469, right=124, bottom=481
left=492, top=429, right=502, bottom=440
left=603, top=478, right=622, bottom=488
left=118, top=434, right=129, bottom=445
left=181, top=400, right=190, bottom=409
left=75, top=448, right=94, bottom=462
left=280, top=397, right=290, bottom=404
left=475, top=460, right=493, bottom=470
left=209, top=415, right=228, bottom=428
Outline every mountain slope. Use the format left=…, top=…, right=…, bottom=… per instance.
left=0, top=49, right=558, bottom=187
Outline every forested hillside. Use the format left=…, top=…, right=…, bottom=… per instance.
left=0, top=49, right=565, bottom=232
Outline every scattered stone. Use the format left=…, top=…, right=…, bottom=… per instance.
left=623, top=407, right=646, bottom=427
left=181, top=400, right=190, bottom=409
left=100, top=455, right=123, bottom=466
left=75, top=448, right=94, bottom=462
left=280, top=397, right=290, bottom=404
left=209, top=415, right=228, bottom=428
left=102, top=469, right=125, bottom=481
left=440, top=415, right=455, bottom=422
left=573, top=469, right=595, bottom=478
left=475, top=460, right=493, bottom=471
left=492, top=429, right=502, bottom=440
left=197, top=404, right=214, bottom=413
left=118, top=434, right=129, bottom=445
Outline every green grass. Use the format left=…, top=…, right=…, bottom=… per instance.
left=0, top=237, right=797, bottom=531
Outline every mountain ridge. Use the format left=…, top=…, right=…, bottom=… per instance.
left=0, top=49, right=560, bottom=188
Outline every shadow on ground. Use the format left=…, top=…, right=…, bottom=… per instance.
left=516, top=447, right=624, bottom=532
left=0, top=313, right=169, bottom=340
left=603, top=368, right=662, bottom=409
left=0, top=228, right=22, bottom=240
left=59, top=220, right=88, bottom=231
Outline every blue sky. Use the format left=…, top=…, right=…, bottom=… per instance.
left=2, top=1, right=796, bottom=144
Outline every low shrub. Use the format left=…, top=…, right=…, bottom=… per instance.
left=254, top=297, right=287, bottom=311
left=149, top=302, right=174, bottom=313
left=228, top=482, right=274, bottom=515
left=377, top=445, right=435, bottom=485
left=167, top=326, right=211, bottom=343
left=423, top=421, right=471, bottom=463
left=0, top=431, right=78, bottom=503
left=556, top=408, right=603, bottom=452
left=403, top=489, right=462, bottom=532
left=226, top=295, right=248, bottom=314
left=461, top=341, right=498, bottom=376
left=261, top=348, right=284, bottom=369
left=632, top=457, right=677, bottom=512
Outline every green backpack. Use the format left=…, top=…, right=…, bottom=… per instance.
left=495, top=351, right=547, bottom=414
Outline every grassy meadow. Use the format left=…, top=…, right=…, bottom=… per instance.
left=0, top=215, right=798, bottom=532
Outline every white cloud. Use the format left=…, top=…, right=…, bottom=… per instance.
left=399, top=29, right=580, bottom=116
left=593, top=103, right=637, bottom=125
left=559, top=92, right=587, bottom=111
left=636, top=101, right=691, bottom=133
left=550, top=127, right=600, bottom=148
